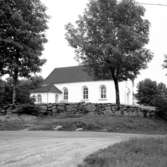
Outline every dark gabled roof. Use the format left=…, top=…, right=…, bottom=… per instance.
left=44, top=66, right=97, bottom=85
left=31, top=84, right=62, bottom=94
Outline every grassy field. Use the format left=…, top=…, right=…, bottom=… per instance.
left=0, top=113, right=167, bottom=134
left=78, top=137, right=167, bottom=167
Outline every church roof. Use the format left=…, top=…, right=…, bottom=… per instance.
left=31, top=84, right=62, bottom=94
left=44, top=66, right=97, bottom=85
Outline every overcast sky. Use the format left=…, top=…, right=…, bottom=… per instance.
left=40, top=0, right=167, bottom=85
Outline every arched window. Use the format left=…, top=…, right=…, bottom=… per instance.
left=63, top=88, right=68, bottom=100
left=100, top=85, right=107, bottom=99
left=37, top=94, right=42, bottom=103
left=32, top=95, right=36, bottom=102
left=83, top=86, right=88, bottom=100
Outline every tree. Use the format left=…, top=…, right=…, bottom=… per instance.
left=28, top=75, right=44, bottom=90
left=0, top=79, right=6, bottom=105
left=65, top=0, right=153, bottom=108
left=0, top=76, right=43, bottom=105
left=162, top=54, right=167, bottom=72
left=157, top=82, right=167, bottom=98
left=15, top=76, right=44, bottom=104
left=0, top=79, right=12, bottom=105
left=0, top=0, right=48, bottom=105
left=136, top=79, right=167, bottom=106
left=136, top=79, right=167, bottom=120
left=135, top=79, right=158, bottom=106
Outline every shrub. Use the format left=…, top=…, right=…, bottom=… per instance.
left=136, top=79, right=167, bottom=120
left=14, top=104, right=41, bottom=116
left=135, top=79, right=158, bottom=106
left=153, top=95, right=167, bottom=120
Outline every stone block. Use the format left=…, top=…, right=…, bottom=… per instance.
left=66, top=104, right=77, bottom=113
left=54, top=125, right=63, bottom=130
left=84, top=103, right=96, bottom=112
left=57, top=104, right=65, bottom=112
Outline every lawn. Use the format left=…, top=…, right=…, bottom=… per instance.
left=0, top=113, right=167, bottom=134
left=78, top=137, right=167, bottom=167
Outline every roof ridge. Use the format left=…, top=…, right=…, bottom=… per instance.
left=52, top=65, right=85, bottom=70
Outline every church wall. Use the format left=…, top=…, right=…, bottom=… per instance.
left=55, top=80, right=134, bottom=105
left=30, top=93, right=57, bottom=104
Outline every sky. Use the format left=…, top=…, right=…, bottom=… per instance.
left=40, top=0, right=167, bottom=85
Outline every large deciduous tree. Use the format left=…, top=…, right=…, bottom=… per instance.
left=0, top=0, right=48, bottom=105
left=65, top=0, right=153, bottom=108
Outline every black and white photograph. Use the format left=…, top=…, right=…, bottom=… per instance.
left=0, top=0, right=167, bottom=166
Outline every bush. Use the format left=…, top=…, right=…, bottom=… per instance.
left=135, top=79, right=158, bottom=106
left=153, top=95, right=167, bottom=120
left=14, top=104, right=41, bottom=116
left=136, top=79, right=167, bottom=120
left=136, top=79, right=167, bottom=107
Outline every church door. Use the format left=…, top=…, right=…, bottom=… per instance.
left=55, top=94, right=59, bottom=103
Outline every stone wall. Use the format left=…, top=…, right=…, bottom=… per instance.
left=0, top=103, right=156, bottom=118
left=38, top=103, right=156, bottom=118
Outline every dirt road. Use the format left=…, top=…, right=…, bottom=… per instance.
left=0, top=131, right=163, bottom=167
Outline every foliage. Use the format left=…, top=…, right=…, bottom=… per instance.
left=65, top=0, right=153, bottom=108
left=0, top=79, right=12, bottom=105
left=0, top=76, right=43, bottom=105
left=13, top=104, right=41, bottom=116
left=136, top=79, right=167, bottom=120
left=153, top=94, right=167, bottom=120
left=16, top=76, right=44, bottom=104
left=0, top=80, right=6, bottom=104
left=136, top=79, right=158, bottom=106
left=162, top=54, right=167, bottom=70
left=136, top=79, right=167, bottom=105
left=78, top=137, right=167, bottom=167
left=0, top=0, right=48, bottom=104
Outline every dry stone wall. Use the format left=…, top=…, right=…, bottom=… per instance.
left=38, top=103, right=156, bottom=118
left=0, top=103, right=156, bottom=118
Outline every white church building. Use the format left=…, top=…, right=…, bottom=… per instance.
left=31, top=66, right=134, bottom=105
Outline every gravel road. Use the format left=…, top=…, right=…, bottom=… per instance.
left=0, top=131, right=164, bottom=167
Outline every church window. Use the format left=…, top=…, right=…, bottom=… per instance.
left=100, top=85, right=107, bottom=99
left=63, top=87, right=68, bottom=100
left=83, top=86, right=88, bottom=100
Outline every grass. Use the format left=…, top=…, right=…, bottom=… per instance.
left=0, top=113, right=167, bottom=134
left=29, top=113, right=167, bottom=134
left=78, top=137, right=167, bottom=167
left=0, top=114, right=36, bottom=130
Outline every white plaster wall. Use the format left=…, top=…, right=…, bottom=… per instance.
left=55, top=80, right=134, bottom=105
left=30, top=93, right=57, bottom=104
left=30, top=80, right=134, bottom=105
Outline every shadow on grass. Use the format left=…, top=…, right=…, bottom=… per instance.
left=78, top=137, right=167, bottom=167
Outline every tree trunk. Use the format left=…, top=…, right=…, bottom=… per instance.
left=132, top=78, right=135, bottom=105
left=12, top=81, right=16, bottom=105
left=12, top=75, right=18, bottom=105
left=113, top=78, right=120, bottom=110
